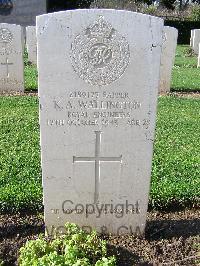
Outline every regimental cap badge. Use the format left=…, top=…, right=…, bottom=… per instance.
left=0, top=28, right=13, bottom=43
left=70, top=16, right=130, bottom=86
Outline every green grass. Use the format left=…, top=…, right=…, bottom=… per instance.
left=24, top=50, right=38, bottom=91
left=0, top=96, right=42, bottom=212
left=0, top=95, right=199, bottom=213
left=171, top=45, right=200, bottom=92
left=151, top=95, right=200, bottom=209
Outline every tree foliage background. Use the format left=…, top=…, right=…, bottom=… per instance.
left=47, top=0, right=92, bottom=12
left=47, top=0, right=200, bottom=12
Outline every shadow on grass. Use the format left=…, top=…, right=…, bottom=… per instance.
left=170, top=88, right=200, bottom=93
left=0, top=215, right=44, bottom=241
left=145, top=217, right=200, bottom=240
left=106, top=216, right=200, bottom=265
left=107, top=244, right=151, bottom=266
left=24, top=88, right=200, bottom=95
left=24, top=89, right=38, bottom=93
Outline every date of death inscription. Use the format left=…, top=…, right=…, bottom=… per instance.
left=45, top=91, right=151, bottom=128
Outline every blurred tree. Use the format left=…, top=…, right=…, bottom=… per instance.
left=47, top=0, right=200, bottom=12
left=156, top=0, right=200, bottom=9
left=0, top=0, right=13, bottom=15
left=47, top=0, right=92, bottom=12
left=0, top=0, right=13, bottom=9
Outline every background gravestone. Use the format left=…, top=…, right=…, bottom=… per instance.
left=26, top=26, right=36, bottom=64
left=37, top=9, right=164, bottom=235
left=193, top=29, right=200, bottom=54
left=0, top=23, right=24, bottom=93
left=159, top=26, right=178, bottom=94
left=190, top=29, right=194, bottom=47
left=198, top=43, right=200, bottom=68
left=0, top=0, right=46, bottom=26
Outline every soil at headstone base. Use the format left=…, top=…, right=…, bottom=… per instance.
left=0, top=209, right=199, bottom=266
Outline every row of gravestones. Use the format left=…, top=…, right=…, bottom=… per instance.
left=0, top=21, right=178, bottom=94
left=190, top=29, right=200, bottom=68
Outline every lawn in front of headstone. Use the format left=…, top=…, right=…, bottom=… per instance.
left=171, top=45, right=200, bottom=92
left=0, top=96, right=41, bottom=213
left=0, top=95, right=199, bottom=214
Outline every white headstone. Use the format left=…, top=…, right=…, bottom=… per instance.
left=37, top=10, right=164, bottom=235
left=21, top=26, right=26, bottom=51
left=198, top=43, right=200, bottom=68
left=26, top=26, right=37, bottom=65
left=159, top=26, right=178, bottom=93
left=193, top=29, right=200, bottom=54
left=0, top=23, right=24, bottom=93
left=190, top=29, right=194, bottom=47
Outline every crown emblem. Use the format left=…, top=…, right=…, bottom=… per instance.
left=86, top=16, right=113, bottom=39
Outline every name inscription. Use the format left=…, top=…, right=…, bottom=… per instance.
left=46, top=90, right=150, bottom=129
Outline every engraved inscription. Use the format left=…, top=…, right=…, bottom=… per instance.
left=70, top=16, right=130, bottom=86
left=0, top=28, right=13, bottom=44
left=47, top=90, right=152, bottom=129
left=1, top=57, right=13, bottom=78
left=73, top=131, right=122, bottom=203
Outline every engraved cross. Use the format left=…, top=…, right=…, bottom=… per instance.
left=73, top=131, right=122, bottom=204
left=1, top=57, right=13, bottom=78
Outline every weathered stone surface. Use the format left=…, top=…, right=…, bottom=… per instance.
left=159, top=26, right=178, bottom=93
left=0, top=0, right=46, bottom=26
left=193, top=29, right=200, bottom=54
left=190, top=29, right=194, bottom=47
left=198, top=43, right=200, bottom=68
left=0, top=23, right=24, bottom=93
left=37, top=9, right=164, bottom=235
left=26, top=26, right=37, bottom=64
